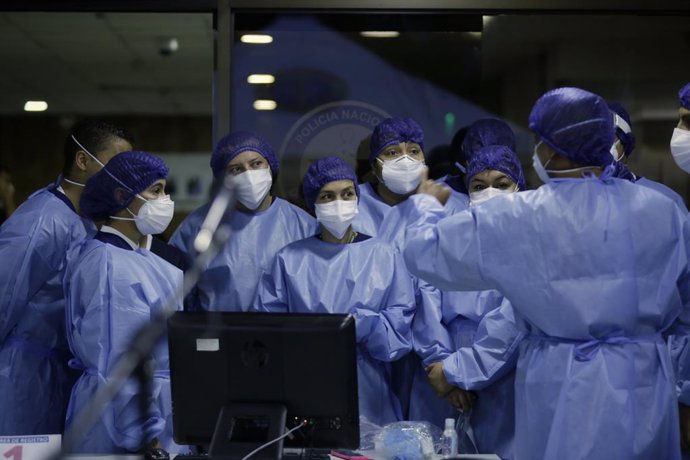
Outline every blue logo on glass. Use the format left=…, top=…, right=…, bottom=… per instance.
left=278, top=100, right=390, bottom=200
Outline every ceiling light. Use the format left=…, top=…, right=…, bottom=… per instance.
left=241, top=34, right=273, bottom=44
left=253, top=100, right=277, bottom=111
left=247, top=74, right=276, bottom=84
left=24, top=100, right=48, bottom=112
left=360, top=31, right=400, bottom=38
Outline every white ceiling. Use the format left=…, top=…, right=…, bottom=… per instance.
left=0, top=12, right=214, bottom=114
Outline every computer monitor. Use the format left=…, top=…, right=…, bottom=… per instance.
left=168, top=311, right=360, bottom=459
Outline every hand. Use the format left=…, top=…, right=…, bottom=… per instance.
left=445, top=388, right=477, bottom=413
left=426, top=361, right=455, bottom=397
left=416, top=168, right=450, bottom=205
left=680, top=404, right=690, bottom=452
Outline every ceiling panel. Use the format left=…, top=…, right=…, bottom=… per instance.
left=0, top=12, right=213, bottom=115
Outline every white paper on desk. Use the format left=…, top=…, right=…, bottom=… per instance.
left=0, top=434, right=61, bottom=460
left=336, top=452, right=501, bottom=460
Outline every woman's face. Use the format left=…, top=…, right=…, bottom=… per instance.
left=373, top=141, right=425, bottom=178
left=129, top=179, right=167, bottom=214
left=225, top=150, right=269, bottom=176
left=468, top=170, right=518, bottom=193
left=315, top=180, right=357, bottom=205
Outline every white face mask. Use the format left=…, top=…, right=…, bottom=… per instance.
left=111, top=194, right=175, bottom=235
left=315, top=200, right=359, bottom=240
left=63, top=135, right=107, bottom=187
left=229, top=168, right=272, bottom=210
left=533, top=141, right=596, bottom=181
left=610, top=140, right=624, bottom=162
left=670, top=128, right=690, bottom=173
left=469, top=186, right=517, bottom=206
left=532, top=143, right=551, bottom=184
left=378, top=155, right=425, bottom=195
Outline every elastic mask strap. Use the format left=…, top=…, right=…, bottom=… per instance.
left=71, top=135, right=105, bottom=168
left=62, top=178, right=85, bottom=188
left=109, top=207, right=137, bottom=221
left=546, top=165, right=597, bottom=175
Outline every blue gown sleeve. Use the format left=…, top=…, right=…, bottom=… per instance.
left=72, top=249, right=168, bottom=450
left=169, top=216, right=201, bottom=310
left=168, top=216, right=195, bottom=265
left=354, top=249, right=415, bottom=362
left=412, top=281, right=455, bottom=366
left=403, top=194, right=493, bottom=292
left=665, top=218, right=690, bottom=405
left=442, top=298, right=527, bottom=391
left=253, top=254, right=290, bottom=313
left=0, top=213, right=69, bottom=341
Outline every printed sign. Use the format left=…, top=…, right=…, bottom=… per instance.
left=0, top=435, right=61, bottom=460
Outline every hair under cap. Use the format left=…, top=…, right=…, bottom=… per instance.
left=210, top=131, right=279, bottom=178
left=80, top=151, right=168, bottom=221
left=369, top=117, right=425, bottom=164
left=302, top=156, right=360, bottom=211
left=529, top=87, right=615, bottom=168
left=679, top=82, right=690, bottom=110
left=466, top=145, right=526, bottom=191
left=462, top=118, right=516, bottom=163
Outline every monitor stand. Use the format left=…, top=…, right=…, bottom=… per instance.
left=209, top=402, right=288, bottom=460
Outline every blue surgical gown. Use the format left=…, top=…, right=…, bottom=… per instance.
left=0, top=183, right=94, bottom=435
left=64, top=233, right=185, bottom=453
left=352, top=182, right=469, bottom=423
left=170, top=197, right=316, bottom=311
left=413, top=286, right=521, bottom=459
left=403, top=177, right=690, bottom=460
left=254, top=235, right=416, bottom=426
left=353, top=182, right=469, bottom=238
left=636, top=176, right=688, bottom=213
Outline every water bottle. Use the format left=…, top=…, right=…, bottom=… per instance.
left=440, top=417, right=458, bottom=457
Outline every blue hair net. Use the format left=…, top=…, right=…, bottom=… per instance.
left=466, top=145, right=526, bottom=191
left=608, top=103, right=636, bottom=158
left=302, top=156, right=360, bottom=211
left=612, top=160, right=636, bottom=182
left=462, top=118, right=516, bottom=162
left=369, top=117, right=425, bottom=163
left=210, top=131, right=279, bottom=178
left=529, top=87, right=615, bottom=167
left=680, top=82, right=690, bottom=110
left=81, top=151, right=169, bottom=221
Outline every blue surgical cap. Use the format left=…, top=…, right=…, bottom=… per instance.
left=369, top=117, right=425, bottom=163
left=462, top=118, right=516, bottom=163
left=679, top=82, right=690, bottom=110
left=302, top=156, right=360, bottom=211
left=466, top=145, right=526, bottom=191
left=608, top=103, right=636, bottom=158
left=81, top=151, right=169, bottom=221
left=529, top=87, right=615, bottom=168
left=210, top=131, right=279, bottom=178
left=612, top=160, right=636, bottom=182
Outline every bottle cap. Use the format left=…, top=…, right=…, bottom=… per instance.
left=445, top=418, right=454, bottom=430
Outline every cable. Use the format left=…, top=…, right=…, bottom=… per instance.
left=241, top=421, right=307, bottom=460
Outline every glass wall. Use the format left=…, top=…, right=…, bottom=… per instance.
left=225, top=11, right=690, bottom=203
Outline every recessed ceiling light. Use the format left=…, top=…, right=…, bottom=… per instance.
left=241, top=34, right=273, bottom=44
left=253, top=100, right=277, bottom=111
left=360, top=31, right=400, bottom=38
left=247, top=74, right=276, bottom=84
left=24, top=100, right=48, bottom=112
